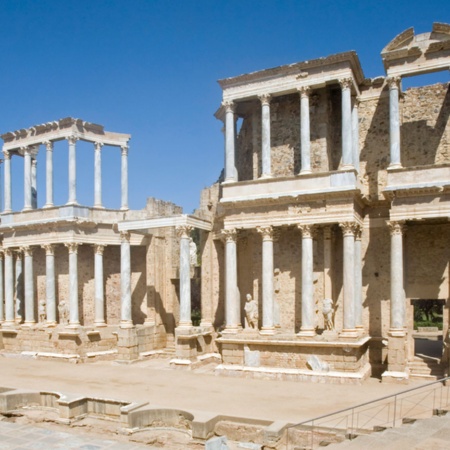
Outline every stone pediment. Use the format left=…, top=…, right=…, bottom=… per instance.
left=382, top=23, right=450, bottom=76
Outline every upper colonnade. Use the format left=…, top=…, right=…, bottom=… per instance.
left=1, top=117, right=131, bottom=213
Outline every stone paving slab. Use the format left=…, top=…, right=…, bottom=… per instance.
left=0, top=421, right=153, bottom=450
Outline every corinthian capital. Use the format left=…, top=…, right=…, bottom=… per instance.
left=121, top=145, right=129, bottom=156
left=298, top=86, right=311, bottom=98
left=2, top=150, right=11, bottom=160
left=94, top=244, right=105, bottom=255
left=120, top=231, right=130, bottom=242
left=221, top=228, right=237, bottom=243
left=65, top=242, right=79, bottom=253
left=339, top=222, right=357, bottom=237
left=43, top=141, right=54, bottom=151
left=298, top=224, right=315, bottom=238
left=258, top=93, right=272, bottom=106
left=257, top=225, right=274, bottom=240
left=67, top=135, right=79, bottom=145
left=387, top=220, right=406, bottom=236
left=339, top=77, right=353, bottom=90
left=387, top=76, right=401, bottom=90
left=94, top=142, right=104, bottom=151
left=21, top=246, right=33, bottom=257
left=176, top=225, right=192, bottom=239
left=41, top=244, right=54, bottom=256
left=222, top=101, right=235, bottom=114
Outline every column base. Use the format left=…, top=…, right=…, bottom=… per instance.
left=22, top=207, right=32, bottom=212
left=44, top=321, right=57, bottom=327
left=3, top=209, right=12, bottom=214
left=260, top=327, right=276, bottom=335
left=66, top=201, right=79, bottom=206
left=120, top=206, right=129, bottom=211
left=178, top=321, right=193, bottom=329
left=2, top=321, right=17, bottom=327
left=387, top=163, right=402, bottom=170
left=222, top=325, right=240, bottom=334
left=67, top=322, right=80, bottom=328
left=259, top=173, right=272, bottom=179
left=297, top=328, right=316, bottom=337
left=93, top=204, right=105, bottom=209
left=43, top=203, right=55, bottom=209
left=299, top=169, right=312, bottom=175
left=22, top=321, right=36, bottom=328
left=94, top=321, right=107, bottom=328
left=340, top=329, right=359, bottom=338
left=389, top=328, right=406, bottom=337
left=222, top=178, right=237, bottom=184
left=120, top=320, right=134, bottom=329
left=339, top=164, right=354, bottom=171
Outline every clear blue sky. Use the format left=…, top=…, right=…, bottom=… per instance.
left=0, top=0, right=448, bottom=213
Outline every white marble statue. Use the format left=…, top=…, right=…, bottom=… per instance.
left=58, top=300, right=69, bottom=326
left=39, top=300, right=46, bottom=323
left=244, top=294, right=258, bottom=329
left=322, top=298, right=334, bottom=331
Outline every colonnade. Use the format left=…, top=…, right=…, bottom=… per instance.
left=221, top=223, right=364, bottom=336
left=222, top=78, right=360, bottom=182
left=2, top=136, right=129, bottom=213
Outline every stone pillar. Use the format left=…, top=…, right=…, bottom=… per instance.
left=223, top=101, right=237, bottom=182
left=43, top=141, right=54, bottom=208
left=177, top=226, right=193, bottom=327
left=93, top=142, right=103, bottom=208
left=4, top=249, right=15, bottom=325
left=23, top=147, right=32, bottom=211
left=3, top=151, right=12, bottom=213
left=354, top=226, right=363, bottom=330
left=352, top=98, right=360, bottom=172
left=94, top=244, right=106, bottom=327
left=388, top=221, right=406, bottom=331
left=259, top=94, right=272, bottom=178
left=339, top=78, right=353, bottom=170
left=222, top=229, right=239, bottom=331
left=31, top=158, right=37, bottom=209
left=0, top=251, right=3, bottom=323
left=387, top=77, right=402, bottom=169
left=257, top=226, right=275, bottom=334
left=67, top=135, right=78, bottom=205
left=120, top=231, right=133, bottom=328
left=42, top=244, right=56, bottom=326
left=340, top=222, right=357, bottom=335
left=298, top=225, right=316, bottom=336
left=323, top=227, right=333, bottom=300
left=121, top=145, right=129, bottom=210
left=22, top=246, right=35, bottom=325
left=15, top=251, right=23, bottom=323
left=65, top=242, right=79, bottom=326
left=299, top=86, right=312, bottom=175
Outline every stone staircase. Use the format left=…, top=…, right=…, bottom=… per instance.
left=409, top=355, right=446, bottom=380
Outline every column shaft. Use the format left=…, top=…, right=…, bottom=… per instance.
left=0, top=253, right=4, bottom=322
left=258, top=226, right=275, bottom=334
left=223, top=102, right=236, bottom=182
left=388, top=77, right=402, bottom=169
left=94, top=143, right=103, bottom=208
left=354, top=227, right=363, bottom=329
left=67, top=136, right=77, bottom=204
left=260, top=94, right=272, bottom=177
left=94, top=245, right=106, bottom=326
left=23, top=247, right=35, bottom=324
left=389, top=221, right=405, bottom=330
left=177, top=226, right=192, bottom=327
left=299, top=87, right=312, bottom=174
left=4, top=250, right=15, bottom=324
left=298, top=225, right=315, bottom=336
left=43, top=245, right=56, bottom=325
left=340, top=78, right=353, bottom=169
left=121, top=145, right=129, bottom=210
left=31, top=159, right=37, bottom=209
left=66, top=243, right=79, bottom=326
left=23, top=147, right=32, bottom=211
left=3, top=151, right=12, bottom=212
left=352, top=99, right=360, bottom=172
left=340, top=222, right=356, bottom=333
left=223, top=229, right=239, bottom=330
left=44, top=141, right=54, bottom=208
left=120, top=232, right=133, bottom=327
left=15, top=252, right=23, bottom=322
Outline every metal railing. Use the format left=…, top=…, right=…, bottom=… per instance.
left=285, top=376, right=450, bottom=449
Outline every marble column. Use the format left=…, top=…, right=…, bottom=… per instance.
left=177, top=226, right=193, bottom=327
left=354, top=226, right=363, bottom=329
left=323, top=227, right=333, bottom=300
left=339, top=78, right=353, bottom=170
left=67, top=136, right=78, bottom=205
left=259, top=94, right=272, bottom=178
left=0, top=251, right=3, bottom=322
left=43, top=141, right=54, bottom=208
left=23, top=147, right=32, bottom=211
left=257, top=226, right=275, bottom=334
left=340, top=222, right=357, bottom=334
left=223, top=101, right=237, bottom=182
left=42, top=244, right=56, bottom=325
left=4, top=249, right=15, bottom=325
left=3, top=151, right=12, bottom=213
left=121, top=145, right=129, bottom=210
left=222, top=229, right=239, bottom=331
left=388, top=221, right=406, bottom=332
left=120, top=231, right=133, bottom=328
left=94, top=142, right=104, bottom=208
left=65, top=242, right=79, bottom=326
left=31, top=158, right=37, bottom=209
left=23, top=246, right=35, bottom=325
left=298, top=225, right=316, bottom=336
left=299, top=87, right=312, bottom=175
left=94, top=244, right=106, bottom=327
left=15, top=251, right=23, bottom=323
left=388, top=77, right=402, bottom=169
left=352, top=98, right=360, bottom=172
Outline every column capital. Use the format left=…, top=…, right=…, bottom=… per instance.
left=94, top=244, right=105, bottom=255
left=222, top=100, right=235, bottom=113
left=221, top=228, right=237, bottom=243
left=176, top=225, right=192, bottom=239
left=21, top=246, right=33, bottom=257
left=339, top=77, right=353, bottom=90
left=258, top=93, right=272, bottom=106
left=120, top=231, right=131, bottom=242
left=43, top=141, right=54, bottom=151
left=41, top=244, right=54, bottom=256
left=65, top=242, right=79, bottom=254
left=3, top=150, right=11, bottom=160
left=67, top=135, right=79, bottom=145
left=339, top=221, right=357, bottom=237
left=354, top=225, right=363, bottom=240
left=387, top=76, right=401, bottom=90
left=257, top=225, right=274, bottom=241
left=14, top=250, right=23, bottom=260
left=4, top=248, right=13, bottom=257
left=0, top=249, right=4, bottom=259
left=94, top=142, right=104, bottom=151
left=298, top=224, right=315, bottom=238
left=387, top=220, right=406, bottom=236
left=121, top=145, right=129, bottom=156
left=21, top=146, right=31, bottom=155
left=297, top=86, right=311, bottom=98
